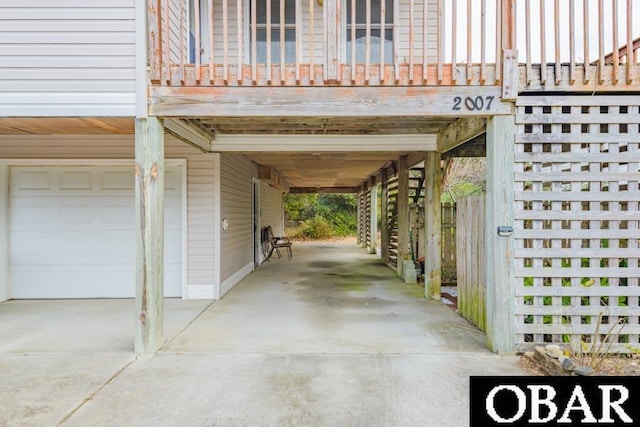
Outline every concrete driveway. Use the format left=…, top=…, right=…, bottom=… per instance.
left=0, top=242, right=525, bottom=426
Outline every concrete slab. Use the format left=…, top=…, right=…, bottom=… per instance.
left=0, top=242, right=525, bottom=426
left=0, top=299, right=211, bottom=353
left=0, top=353, right=133, bottom=427
left=167, top=243, right=488, bottom=354
left=64, top=353, right=524, bottom=427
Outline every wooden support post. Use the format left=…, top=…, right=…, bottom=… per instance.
left=485, top=114, right=516, bottom=354
left=0, top=162, right=8, bottom=302
left=134, top=117, right=165, bottom=355
left=369, top=177, right=377, bottom=255
left=380, top=167, right=389, bottom=263
left=396, top=155, right=409, bottom=277
left=324, top=0, right=338, bottom=82
left=424, top=152, right=442, bottom=300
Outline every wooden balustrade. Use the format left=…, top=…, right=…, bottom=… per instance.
left=149, top=0, right=505, bottom=87
left=520, top=0, right=639, bottom=88
left=148, top=0, right=639, bottom=89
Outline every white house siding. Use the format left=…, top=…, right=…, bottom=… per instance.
left=0, top=0, right=136, bottom=116
left=260, top=181, right=284, bottom=237
left=219, top=153, right=258, bottom=295
left=0, top=134, right=217, bottom=300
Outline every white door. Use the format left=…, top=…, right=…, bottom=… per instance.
left=9, top=165, right=183, bottom=298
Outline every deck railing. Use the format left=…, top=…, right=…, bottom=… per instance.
left=147, top=0, right=638, bottom=88
left=519, top=0, right=640, bottom=87
left=148, top=0, right=510, bottom=86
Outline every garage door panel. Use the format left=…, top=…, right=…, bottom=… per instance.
left=59, top=170, right=92, bottom=190
left=10, top=201, right=53, bottom=227
left=100, top=169, right=134, bottom=191
left=10, top=165, right=183, bottom=299
left=59, top=203, right=94, bottom=225
left=10, top=233, right=50, bottom=263
left=11, top=169, right=53, bottom=192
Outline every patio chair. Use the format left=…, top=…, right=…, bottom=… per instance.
left=262, top=225, right=293, bottom=261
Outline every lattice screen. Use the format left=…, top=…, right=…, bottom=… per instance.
left=514, top=96, right=640, bottom=352
left=365, top=186, right=372, bottom=250
left=387, top=172, right=399, bottom=268
left=358, top=191, right=367, bottom=245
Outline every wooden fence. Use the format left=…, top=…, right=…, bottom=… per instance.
left=441, top=202, right=457, bottom=284
left=456, top=196, right=486, bottom=331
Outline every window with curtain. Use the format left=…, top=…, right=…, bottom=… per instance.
left=252, top=0, right=297, bottom=64
left=346, top=0, right=394, bottom=64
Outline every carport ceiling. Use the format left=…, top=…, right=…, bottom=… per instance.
left=246, top=152, right=406, bottom=188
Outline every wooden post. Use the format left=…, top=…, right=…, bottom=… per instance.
left=369, top=177, right=377, bottom=255
left=0, top=162, right=8, bottom=302
left=396, top=155, right=409, bottom=277
left=356, top=189, right=362, bottom=246
left=485, top=114, right=516, bottom=354
left=134, top=117, right=165, bottom=354
left=324, top=0, right=338, bottom=81
left=424, top=152, right=442, bottom=300
left=380, top=167, right=389, bottom=263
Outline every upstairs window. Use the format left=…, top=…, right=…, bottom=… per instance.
left=346, top=0, right=394, bottom=64
left=252, top=0, right=297, bottom=64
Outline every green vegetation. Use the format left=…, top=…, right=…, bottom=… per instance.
left=284, top=193, right=357, bottom=240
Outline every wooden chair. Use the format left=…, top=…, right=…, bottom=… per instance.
left=261, top=226, right=293, bottom=261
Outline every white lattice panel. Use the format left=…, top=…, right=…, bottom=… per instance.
left=514, top=96, right=640, bottom=352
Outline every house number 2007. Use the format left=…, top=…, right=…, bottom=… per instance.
left=452, top=96, right=494, bottom=111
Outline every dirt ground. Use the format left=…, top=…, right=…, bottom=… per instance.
left=519, top=353, right=640, bottom=376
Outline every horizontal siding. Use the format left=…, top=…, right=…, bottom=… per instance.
left=0, top=0, right=136, bottom=116
left=220, top=154, right=257, bottom=283
left=0, top=133, right=217, bottom=298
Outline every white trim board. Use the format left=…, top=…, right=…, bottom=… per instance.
left=220, top=262, right=253, bottom=298
left=211, top=134, right=437, bottom=152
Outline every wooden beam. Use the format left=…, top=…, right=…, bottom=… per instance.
left=380, top=167, right=389, bottom=264
left=258, top=165, right=290, bottom=192
left=369, top=176, right=377, bottom=255
left=150, top=86, right=512, bottom=117
left=405, top=151, right=429, bottom=169
left=485, top=114, right=516, bottom=354
left=289, top=187, right=358, bottom=193
left=437, top=117, right=486, bottom=153
left=424, top=151, right=442, bottom=300
left=441, top=133, right=486, bottom=158
left=164, top=118, right=215, bottom=152
left=134, top=117, right=165, bottom=354
left=396, top=155, right=409, bottom=277
left=210, top=134, right=437, bottom=152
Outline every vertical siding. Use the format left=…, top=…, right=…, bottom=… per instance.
left=220, top=153, right=258, bottom=283
left=260, top=181, right=284, bottom=236
left=0, top=0, right=136, bottom=116
left=0, top=133, right=217, bottom=299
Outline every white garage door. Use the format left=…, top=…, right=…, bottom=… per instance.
left=10, top=165, right=183, bottom=298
